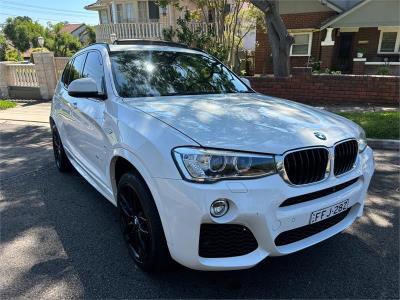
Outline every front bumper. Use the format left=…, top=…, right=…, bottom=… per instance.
left=153, top=147, right=375, bottom=271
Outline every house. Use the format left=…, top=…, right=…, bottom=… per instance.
left=255, top=0, right=400, bottom=75
left=84, top=0, right=202, bottom=42
left=84, top=0, right=257, bottom=51
left=60, top=23, right=89, bottom=43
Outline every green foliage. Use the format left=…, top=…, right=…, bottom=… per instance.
left=3, top=16, right=45, bottom=52
left=338, top=111, right=399, bottom=140
left=30, top=47, right=50, bottom=61
left=163, top=11, right=229, bottom=62
left=5, top=49, right=22, bottom=61
left=308, top=57, right=321, bottom=73
left=376, top=66, right=390, bottom=76
left=356, top=47, right=366, bottom=54
left=0, top=100, right=17, bottom=110
left=313, top=67, right=341, bottom=75
left=45, top=23, right=82, bottom=57
left=83, top=25, right=96, bottom=46
left=0, top=34, right=7, bottom=61
left=3, top=17, right=83, bottom=58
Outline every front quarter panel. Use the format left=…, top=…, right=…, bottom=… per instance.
left=113, top=101, right=198, bottom=180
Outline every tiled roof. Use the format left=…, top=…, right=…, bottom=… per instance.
left=60, top=23, right=85, bottom=34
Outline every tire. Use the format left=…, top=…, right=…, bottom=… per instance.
left=117, top=172, right=171, bottom=272
left=52, top=124, right=72, bottom=172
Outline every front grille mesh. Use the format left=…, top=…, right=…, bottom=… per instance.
left=199, top=224, right=258, bottom=258
left=334, top=140, right=358, bottom=176
left=284, top=148, right=329, bottom=185
left=275, top=208, right=350, bottom=246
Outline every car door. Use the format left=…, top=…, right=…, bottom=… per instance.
left=69, top=50, right=109, bottom=186
left=61, top=52, right=87, bottom=156
left=52, top=59, right=73, bottom=143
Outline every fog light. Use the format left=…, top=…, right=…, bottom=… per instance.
left=210, top=199, right=229, bottom=217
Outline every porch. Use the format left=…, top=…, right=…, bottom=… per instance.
left=94, top=22, right=214, bottom=43
left=86, top=0, right=211, bottom=42
left=320, top=26, right=400, bottom=75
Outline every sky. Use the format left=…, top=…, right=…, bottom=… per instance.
left=0, top=0, right=99, bottom=26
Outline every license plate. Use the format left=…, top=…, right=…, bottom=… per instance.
left=310, top=200, right=349, bottom=224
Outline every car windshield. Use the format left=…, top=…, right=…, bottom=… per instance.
left=110, top=50, right=252, bottom=98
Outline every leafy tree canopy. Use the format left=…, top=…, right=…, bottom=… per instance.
left=44, top=23, right=82, bottom=57
left=3, top=16, right=45, bottom=53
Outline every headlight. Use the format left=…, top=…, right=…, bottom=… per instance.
left=172, top=147, right=276, bottom=183
left=358, top=129, right=367, bottom=153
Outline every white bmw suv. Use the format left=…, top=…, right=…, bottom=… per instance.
left=50, top=40, right=375, bottom=272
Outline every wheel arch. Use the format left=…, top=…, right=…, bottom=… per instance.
left=109, top=150, right=173, bottom=247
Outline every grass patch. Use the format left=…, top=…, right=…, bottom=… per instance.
left=338, top=111, right=399, bottom=140
left=0, top=100, right=17, bottom=110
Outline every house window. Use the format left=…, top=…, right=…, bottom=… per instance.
left=138, top=1, right=148, bottom=22
left=148, top=1, right=160, bottom=21
left=290, top=33, right=312, bottom=56
left=125, top=3, right=134, bottom=22
left=99, top=10, right=108, bottom=24
left=116, top=4, right=123, bottom=23
left=378, top=30, right=400, bottom=53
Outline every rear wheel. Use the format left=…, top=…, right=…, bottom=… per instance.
left=117, top=172, right=171, bottom=272
left=52, top=125, right=71, bottom=172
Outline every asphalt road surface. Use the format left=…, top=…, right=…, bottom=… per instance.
left=1, top=122, right=399, bottom=299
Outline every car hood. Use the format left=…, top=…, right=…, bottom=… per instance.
left=123, top=93, right=361, bottom=154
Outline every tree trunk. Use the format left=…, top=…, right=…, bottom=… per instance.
left=250, top=0, right=294, bottom=77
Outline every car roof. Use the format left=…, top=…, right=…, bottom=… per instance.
left=108, top=44, right=205, bottom=55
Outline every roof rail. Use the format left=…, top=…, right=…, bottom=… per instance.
left=112, top=39, right=190, bottom=49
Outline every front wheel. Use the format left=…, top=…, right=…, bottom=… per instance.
left=52, top=125, right=71, bottom=172
left=117, top=172, right=171, bottom=272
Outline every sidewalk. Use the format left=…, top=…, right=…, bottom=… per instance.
left=0, top=102, right=50, bottom=126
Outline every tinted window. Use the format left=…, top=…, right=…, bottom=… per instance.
left=82, top=51, right=105, bottom=94
left=110, top=51, right=252, bottom=98
left=61, top=61, right=72, bottom=87
left=69, top=53, right=87, bottom=84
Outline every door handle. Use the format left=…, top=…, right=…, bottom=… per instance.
left=72, top=102, right=77, bottom=109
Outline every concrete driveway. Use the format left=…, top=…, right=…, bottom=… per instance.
left=0, top=103, right=399, bottom=299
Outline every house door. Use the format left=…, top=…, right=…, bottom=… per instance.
left=335, top=33, right=355, bottom=73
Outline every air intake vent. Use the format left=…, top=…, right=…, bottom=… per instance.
left=334, top=140, right=358, bottom=176
left=283, top=148, right=329, bottom=185
left=199, top=224, right=258, bottom=258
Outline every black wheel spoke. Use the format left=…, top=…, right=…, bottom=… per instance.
left=118, top=184, right=152, bottom=264
left=119, top=193, right=134, bottom=218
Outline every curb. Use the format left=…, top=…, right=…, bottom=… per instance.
left=367, top=138, right=399, bottom=151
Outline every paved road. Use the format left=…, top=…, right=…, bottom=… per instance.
left=0, top=106, right=399, bottom=299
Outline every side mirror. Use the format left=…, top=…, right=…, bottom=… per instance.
left=68, top=78, right=105, bottom=99
left=241, top=77, right=251, bottom=88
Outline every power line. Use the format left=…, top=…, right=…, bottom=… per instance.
left=0, top=0, right=94, bottom=15
left=0, top=4, right=98, bottom=18
left=0, top=12, right=97, bottom=23
left=0, top=12, right=67, bottom=22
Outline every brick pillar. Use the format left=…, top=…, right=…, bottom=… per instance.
left=33, top=52, right=57, bottom=100
left=320, top=28, right=335, bottom=71
left=353, top=58, right=366, bottom=75
left=320, top=45, right=335, bottom=71
left=0, top=62, right=9, bottom=98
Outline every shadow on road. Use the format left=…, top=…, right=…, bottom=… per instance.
left=1, top=124, right=399, bottom=299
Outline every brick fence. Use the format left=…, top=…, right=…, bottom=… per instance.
left=246, top=70, right=399, bottom=105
